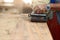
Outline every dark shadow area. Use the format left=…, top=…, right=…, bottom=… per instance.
left=47, top=12, right=60, bottom=40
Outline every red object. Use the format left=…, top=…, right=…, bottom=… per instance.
left=47, top=12, right=60, bottom=40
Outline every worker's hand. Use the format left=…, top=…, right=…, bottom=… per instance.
left=33, top=4, right=47, bottom=11
left=33, top=4, right=47, bottom=13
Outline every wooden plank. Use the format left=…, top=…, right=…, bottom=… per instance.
left=0, top=13, right=53, bottom=40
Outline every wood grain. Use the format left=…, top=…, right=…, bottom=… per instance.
left=0, top=13, right=53, bottom=40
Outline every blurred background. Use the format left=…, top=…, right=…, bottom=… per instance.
left=0, top=0, right=50, bottom=13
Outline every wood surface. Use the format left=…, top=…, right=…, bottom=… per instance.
left=0, top=13, right=53, bottom=40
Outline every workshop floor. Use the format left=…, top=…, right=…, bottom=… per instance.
left=0, top=13, right=53, bottom=40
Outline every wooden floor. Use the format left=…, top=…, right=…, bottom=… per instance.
left=0, top=13, right=53, bottom=40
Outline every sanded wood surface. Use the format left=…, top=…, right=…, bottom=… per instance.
left=0, top=13, right=53, bottom=40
